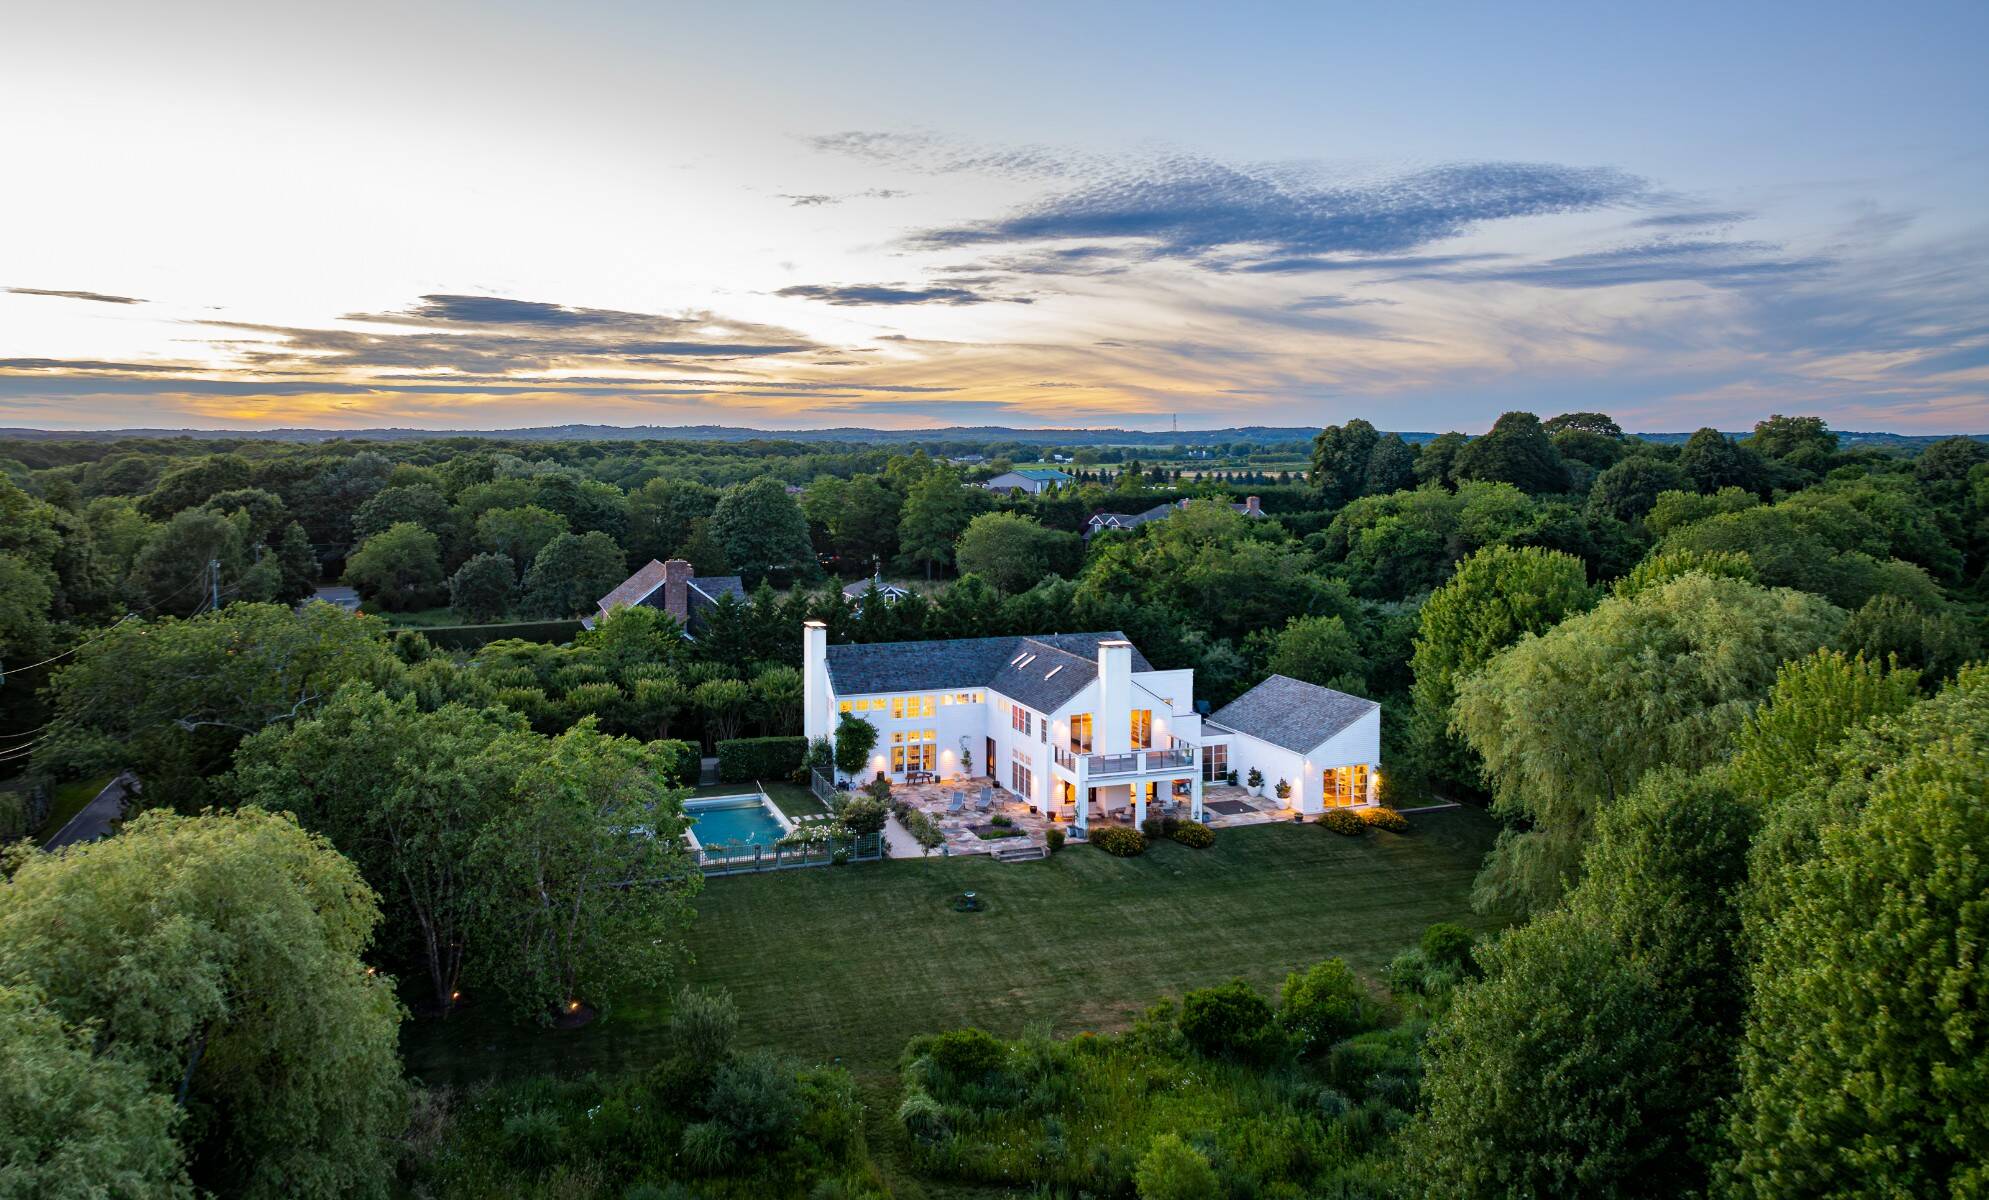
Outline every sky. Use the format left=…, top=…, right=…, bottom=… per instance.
left=3, top=0, right=1986, bottom=434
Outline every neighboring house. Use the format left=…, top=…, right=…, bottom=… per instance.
left=584, top=557, right=746, bottom=633
left=945, top=453, right=987, bottom=465
left=981, top=468, right=1073, bottom=495
left=1205, top=675, right=1381, bottom=810
left=802, top=623, right=1380, bottom=833
left=841, top=573, right=912, bottom=613
left=1085, top=495, right=1264, bottom=538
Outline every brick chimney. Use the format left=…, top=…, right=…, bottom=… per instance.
left=1244, top=495, right=1262, bottom=516
left=662, top=558, right=693, bottom=622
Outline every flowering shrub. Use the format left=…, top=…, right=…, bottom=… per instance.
left=1169, top=821, right=1215, bottom=849
left=1317, top=809, right=1365, bottom=836
left=1089, top=826, right=1145, bottom=857
left=1360, top=807, right=1409, bottom=833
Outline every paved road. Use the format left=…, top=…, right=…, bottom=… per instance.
left=43, top=771, right=136, bottom=850
left=305, top=586, right=360, bottom=611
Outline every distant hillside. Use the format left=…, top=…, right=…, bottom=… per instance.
left=0, top=423, right=1980, bottom=448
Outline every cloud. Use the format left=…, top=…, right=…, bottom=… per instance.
left=1402, top=239, right=1832, bottom=289
left=775, top=282, right=1032, bottom=306
left=1289, top=294, right=1395, bottom=311
left=905, top=159, right=1647, bottom=263
left=1631, top=210, right=1752, bottom=229
left=0, top=358, right=199, bottom=373
left=773, top=188, right=911, bottom=206
left=7, top=286, right=145, bottom=304
left=805, top=130, right=1103, bottom=180
left=1237, top=252, right=1510, bottom=275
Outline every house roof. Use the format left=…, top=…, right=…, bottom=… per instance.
left=593, top=560, right=744, bottom=618
left=1089, top=502, right=1177, bottom=530
left=1207, top=674, right=1378, bottom=755
left=1013, top=468, right=1071, bottom=481
left=687, top=576, right=746, bottom=606
left=823, top=631, right=1153, bottom=712
left=841, top=576, right=909, bottom=599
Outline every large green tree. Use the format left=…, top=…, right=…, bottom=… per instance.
left=1450, top=412, right=1570, bottom=494
left=1452, top=573, right=1842, bottom=914
left=1409, top=545, right=1595, bottom=793
left=475, top=504, right=569, bottom=573
left=0, top=808, right=405, bottom=1199
left=709, top=476, right=815, bottom=585
left=521, top=530, right=629, bottom=618
left=342, top=521, right=444, bottom=611
left=230, top=690, right=534, bottom=1012
left=467, top=722, right=700, bottom=1020
left=898, top=467, right=993, bottom=580
left=1309, top=418, right=1382, bottom=506
left=447, top=551, right=516, bottom=622
left=954, top=511, right=1077, bottom=593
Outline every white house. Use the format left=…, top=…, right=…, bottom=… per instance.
left=981, top=468, right=1072, bottom=495
left=1204, top=675, right=1381, bottom=810
left=841, top=572, right=912, bottom=613
left=801, top=623, right=1380, bottom=835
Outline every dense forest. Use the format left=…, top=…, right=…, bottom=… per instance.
left=1, top=412, right=1984, bottom=1197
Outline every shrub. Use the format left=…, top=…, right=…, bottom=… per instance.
left=991, top=813, right=1013, bottom=827
left=1279, top=958, right=1381, bottom=1051
left=1140, top=816, right=1166, bottom=840
left=1384, top=948, right=1430, bottom=997
left=1090, top=825, right=1146, bottom=857
left=927, top=1028, right=1006, bottom=1079
left=1178, top=978, right=1279, bottom=1061
left=1134, top=1132, right=1220, bottom=1200
left=1045, top=826, right=1066, bottom=854
left=1169, top=821, right=1215, bottom=849
left=861, top=775, right=892, bottom=803
left=1318, top=809, right=1365, bottom=836
left=715, top=736, right=807, bottom=783
left=647, top=738, right=700, bottom=786
left=840, top=796, right=888, bottom=837
left=805, top=736, right=835, bottom=775
left=1420, top=923, right=1478, bottom=976
left=1316, top=1087, right=1351, bottom=1119
left=705, top=1049, right=803, bottom=1152
left=679, top=1120, right=735, bottom=1174
left=1360, top=806, right=1409, bottom=833
left=501, top=1107, right=566, bottom=1170
left=896, top=1088, right=947, bottom=1143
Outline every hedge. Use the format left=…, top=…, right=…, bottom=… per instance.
left=1090, top=825, right=1145, bottom=857
left=648, top=739, right=700, bottom=787
left=715, top=736, right=808, bottom=784
left=1317, top=809, right=1365, bottom=836
left=1360, top=807, right=1409, bottom=833
left=421, top=620, right=584, bottom=651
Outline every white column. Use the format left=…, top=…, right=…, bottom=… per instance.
left=1075, top=766, right=1088, bottom=835
left=1134, top=782, right=1147, bottom=828
left=1191, top=771, right=1204, bottom=822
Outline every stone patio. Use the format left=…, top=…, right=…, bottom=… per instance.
left=878, top=777, right=1304, bottom=855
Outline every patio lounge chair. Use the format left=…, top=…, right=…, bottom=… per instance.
left=947, top=795, right=965, bottom=814
left=977, top=787, right=993, bottom=811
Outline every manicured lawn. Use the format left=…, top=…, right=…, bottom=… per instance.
left=402, top=807, right=1498, bottom=1085
left=35, top=773, right=114, bottom=844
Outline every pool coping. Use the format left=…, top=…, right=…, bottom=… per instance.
left=683, top=791, right=795, bottom=858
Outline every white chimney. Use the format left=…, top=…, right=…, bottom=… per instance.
left=802, top=620, right=832, bottom=740
left=1096, top=640, right=1133, bottom=754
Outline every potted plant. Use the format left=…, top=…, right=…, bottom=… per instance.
left=1247, top=767, right=1264, bottom=796
left=1275, top=778, right=1291, bottom=804
left=960, top=747, right=974, bottom=775
left=1225, top=769, right=1238, bottom=787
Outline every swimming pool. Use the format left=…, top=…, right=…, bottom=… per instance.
left=685, top=795, right=790, bottom=850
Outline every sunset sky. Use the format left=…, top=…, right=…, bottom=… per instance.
left=4, top=0, right=1986, bottom=433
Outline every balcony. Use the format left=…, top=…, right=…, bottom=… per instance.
left=1053, top=746, right=1077, bottom=771
left=1084, top=747, right=1197, bottom=777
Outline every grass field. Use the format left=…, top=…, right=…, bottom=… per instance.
left=402, top=807, right=1497, bottom=1086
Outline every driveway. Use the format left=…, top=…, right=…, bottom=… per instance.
left=43, top=771, right=136, bottom=850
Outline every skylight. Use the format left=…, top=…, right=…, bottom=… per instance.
left=1044, top=664, right=1064, bottom=680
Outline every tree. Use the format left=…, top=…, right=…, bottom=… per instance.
left=1727, top=704, right=1989, bottom=1199
left=126, top=507, right=249, bottom=616
left=1363, top=432, right=1418, bottom=495
left=1676, top=427, right=1765, bottom=494
left=898, top=468, right=992, bottom=580
left=1406, top=911, right=1691, bottom=1199
left=1310, top=418, right=1382, bottom=506
left=1415, top=432, right=1469, bottom=489
left=1743, top=413, right=1836, bottom=461
left=1135, top=1132, right=1219, bottom=1200
left=1452, top=573, right=1842, bottom=915
left=834, top=711, right=878, bottom=777
left=1837, top=592, right=1980, bottom=682
left=1409, top=546, right=1595, bottom=793
left=954, top=511, right=1076, bottom=593
left=751, top=664, right=804, bottom=735
left=349, top=483, right=452, bottom=547
left=626, top=478, right=718, bottom=565
left=342, top=521, right=444, bottom=610
left=201, top=486, right=290, bottom=544
left=695, top=677, right=752, bottom=744
left=0, top=808, right=405, bottom=1199
left=0, top=552, right=56, bottom=666
left=475, top=504, right=569, bottom=573
left=467, top=722, right=699, bottom=1020
left=45, top=602, right=397, bottom=812
left=1276, top=957, right=1377, bottom=1052
left=578, top=603, right=681, bottom=679
left=709, top=476, right=814, bottom=586
left=230, top=690, right=533, bottom=1013
left=275, top=520, right=319, bottom=602
left=448, top=551, right=516, bottom=622
left=1258, top=614, right=1368, bottom=694
left=0, top=982, right=189, bottom=1199
left=1586, top=456, right=1689, bottom=523
left=1542, top=411, right=1622, bottom=437
left=521, top=530, right=628, bottom=618
left=1451, top=412, right=1570, bottom=494
left=140, top=455, right=252, bottom=518
left=1726, top=649, right=1921, bottom=811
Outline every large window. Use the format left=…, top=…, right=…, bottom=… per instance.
left=1130, top=709, right=1152, bottom=750
left=1202, top=742, right=1228, bottom=782
left=1068, top=713, right=1092, bottom=753
left=1011, top=705, right=1033, bottom=735
left=1322, top=764, right=1370, bottom=808
left=1009, top=748, right=1034, bottom=797
left=893, top=694, right=935, bottom=719
left=891, top=728, right=937, bottom=773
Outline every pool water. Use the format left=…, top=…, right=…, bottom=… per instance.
left=687, top=797, right=788, bottom=847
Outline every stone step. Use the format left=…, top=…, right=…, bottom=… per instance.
left=994, top=844, right=1048, bottom=863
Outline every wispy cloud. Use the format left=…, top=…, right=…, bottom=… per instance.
left=7, top=286, right=145, bottom=304
left=1400, top=239, right=1832, bottom=289
left=775, top=282, right=1032, bottom=306
left=1631, top=209, right=1752, bottom=229
left=805, top=130, right=1101, bottom=180
left=773, top=188, right=910, bottom=206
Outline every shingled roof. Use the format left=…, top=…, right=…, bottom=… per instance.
left=823, top=631, right=1153, bottom=712
left=1208, top=674, right=1377, bottom=754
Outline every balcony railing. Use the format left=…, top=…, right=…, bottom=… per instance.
left=1053, top=746, right=1077, bottom=771
left=1083, top=747, right=1197, bottom=776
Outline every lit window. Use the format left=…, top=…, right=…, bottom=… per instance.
left=838, top=701, right=852, bottom=713
left=1131, top=709, right=1152, bottom=750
